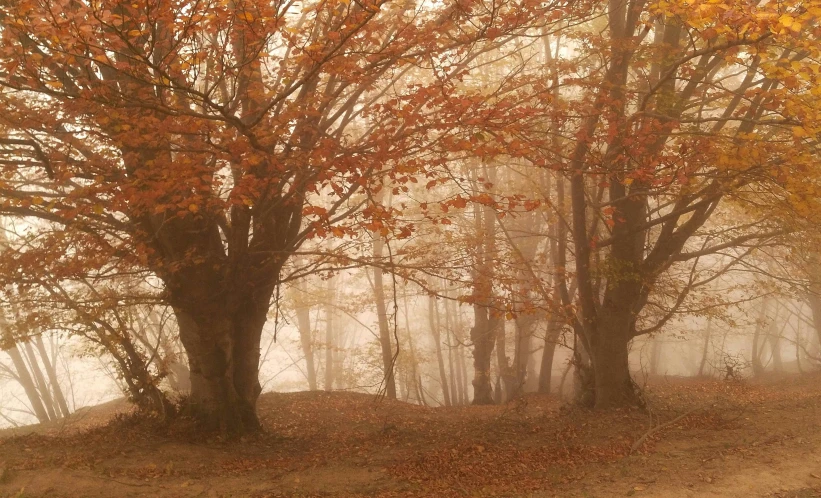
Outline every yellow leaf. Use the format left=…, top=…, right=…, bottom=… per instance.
left=779, top=14, right=796, bottom=29
left=793, top=126, right=808, bottom=138
left=188, top=204, right=199, bottom=213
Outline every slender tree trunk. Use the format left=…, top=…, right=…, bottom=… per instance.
left=512, top=314, right=534, bottom=398
left=444, top=295, right=459, bottom=404
left=795, top=313, right=804, bottom=373
left=324, top=277, right=335, bottom=391
left=459, top=346, right=469, bottom=403
left=23, top=341, right=58, bottom=420
left=648, top=337, right=663, bottom=376
left=417, top=375, right=428, bottom=406
left=294, top=281, right=317, bottom=390
left=455, top=309, right=471, bottom=402
left=145, top=310, right=190, bottom=392
left=768, top=333, right=783, bottom=372
left=752, top=297, right=770, bottom=376
left=428, top=296, right=451, bottom=406
left=496, top=321, right=515, bottom=403
left=402, top=287, right=423, bottom=405
left=766, top=303, right=783, bottom=372
left=373, top=236, right=397, bottom=399
left=35, top=334, right=70, bottom=417
left=807, top=293, right=821, bottom=348
left=698, top=319, right=712, bottom=377
left=6, top=344, right=50, bottom=423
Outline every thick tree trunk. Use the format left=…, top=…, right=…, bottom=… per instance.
left=175, top=303, right=264, bottom=434
left=589, top=327, right=635, bottom=409
left=538, top=317, right=562, bottom=394
left=469, top=161, right=498, bottom=405
left=572, top=330, right=594, bottom=405
left=470, top=305, right=496, bottom=405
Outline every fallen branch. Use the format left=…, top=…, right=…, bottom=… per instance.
left=630, top=407, right=703, bottom=455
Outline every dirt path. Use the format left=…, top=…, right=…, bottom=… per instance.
left=1, top=374, right=820, bottom=497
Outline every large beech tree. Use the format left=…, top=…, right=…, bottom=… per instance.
left=0, top=0, right=556, bottom=431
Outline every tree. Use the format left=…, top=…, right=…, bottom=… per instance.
left=370, top=189, right=397, bottom=399
left=545, top=0, right=820, bottom=407
left=0, top=0, right=554, bottom=431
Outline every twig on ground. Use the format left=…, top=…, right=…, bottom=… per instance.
left=630, top=407, right=703, bottom=455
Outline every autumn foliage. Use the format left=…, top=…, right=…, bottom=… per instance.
left=0, top=0, right=820, bottom=436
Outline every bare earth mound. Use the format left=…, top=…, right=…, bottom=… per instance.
left=1, top=374, right=820, bottom=497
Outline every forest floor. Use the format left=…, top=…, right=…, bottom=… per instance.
left=1, top=373, right=821, bottom=498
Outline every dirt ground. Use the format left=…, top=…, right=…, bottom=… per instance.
left=1, top=373, right=821, bottom=498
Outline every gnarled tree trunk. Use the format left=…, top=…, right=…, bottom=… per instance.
left=174, top=287, right=271, bottom=434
